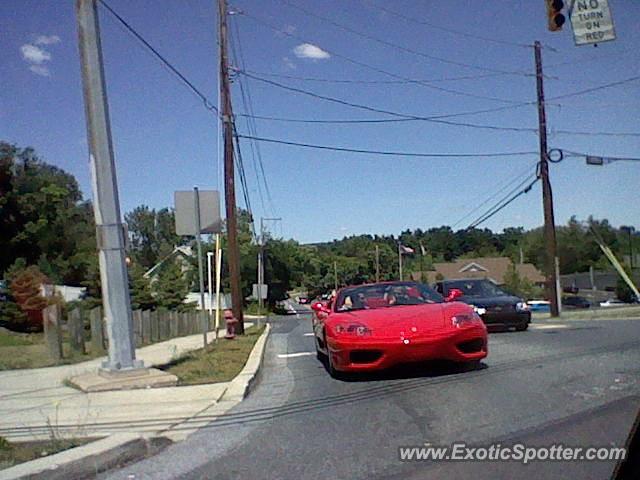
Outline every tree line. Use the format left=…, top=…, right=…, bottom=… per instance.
left=1, top=141, right=637, bottom=328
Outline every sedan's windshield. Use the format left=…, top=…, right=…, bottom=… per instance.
left=335, top=283, right=443, bottom=311
left=445, top=280, right=509, bottom=298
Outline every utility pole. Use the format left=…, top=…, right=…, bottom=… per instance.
left=375, top=245, right=380, bottom=282
left=534, top=41, right=560, bottom=318
left=219, top=0, right=244, bottom=333
left=76, top=0, right=141, bottom=372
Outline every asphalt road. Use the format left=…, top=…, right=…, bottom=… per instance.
left=103, top=308, right=640, bottom=480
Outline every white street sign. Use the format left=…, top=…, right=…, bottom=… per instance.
left=570, top=0, right=616, bottom=46
left=252, top=283, right=268, bottom=300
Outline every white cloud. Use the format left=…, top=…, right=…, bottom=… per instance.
left=20, top=44, right=51, bottom=64
left=29, top=65, right=50, bottom=77
left=20, top=35, right=59, bottom=77
left=282, top=56, right=296, bottom=70
left=293, top=43, right=330, bottom=60
left=35, top=35, right=61, bottom=45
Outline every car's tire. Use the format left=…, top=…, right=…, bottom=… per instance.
left=315, top=337, right=326, bottom=360
left=515, top=321, right=529, bottom=331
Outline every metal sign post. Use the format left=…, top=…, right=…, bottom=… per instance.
left=193, top=187, right=207, bottom=348
left=215, top=234, right=223, bottom=342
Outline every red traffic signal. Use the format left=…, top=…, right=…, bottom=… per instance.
left=545, top=0, right=566, bottom=31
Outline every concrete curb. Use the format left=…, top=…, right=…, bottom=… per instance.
left=0, top=434, right=171, bottom=480
left=220, top=322, right=271, bottom=402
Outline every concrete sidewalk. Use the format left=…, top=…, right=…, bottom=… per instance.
left=0, top=322, right=262, bottom=442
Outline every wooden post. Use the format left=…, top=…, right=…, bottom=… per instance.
left=90, top=306, right=105, bottom=354
left=43, top=305, right=63, bottom=362
left=68, top=308, right=86, bottom=354
left=142, top=310, right=151, bottom=344
left=132, top=310, right=143, bottom=347
left=159, top=311, right=169, bottom=340
left=170, top=311, right=179, bottom=338
left=150, top=310, right=159, bottom=343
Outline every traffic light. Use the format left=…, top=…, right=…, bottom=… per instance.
left=545, top=0, right=566, bottom=31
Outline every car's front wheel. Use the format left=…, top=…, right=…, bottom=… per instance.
left=515, top=321, right=529, bottom=331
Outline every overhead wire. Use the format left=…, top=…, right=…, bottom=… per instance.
left=230, top=19, right=277, bottom=217
left=466, top=176, right=541, bottom=230
left=362, top=0, right=533, bottom=49
left=240, top=11, right=535, bottom=106
left=450, top=162, right=540, bottom=229
left=98, top=0, right=218, bottom=115
left=277, top=0, right=531, bottom=81
left=235, top=134, right=538, bottom=158
left=237, top=70, right=539, bottom=133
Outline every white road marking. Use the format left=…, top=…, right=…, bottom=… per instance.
left=303, top=333, right=314, bottom=337
left=277, top=352, right=315, bottom=359
left=530, top=324, right=570, bottom=330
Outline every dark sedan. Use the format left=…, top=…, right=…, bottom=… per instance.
left=562, top=295, right=591, bottom=309
left=434, top=278, right=531, bottom=331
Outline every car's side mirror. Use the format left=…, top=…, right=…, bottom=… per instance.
left=445, top=288, right=464, bottom=302
left=311, top=302, right=330, bottom=314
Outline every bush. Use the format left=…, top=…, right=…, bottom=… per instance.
left=5, top=265, right=50, bottom=332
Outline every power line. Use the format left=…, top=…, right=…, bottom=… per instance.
left=236, top=112, right=640, bottom=138
left=451, top=162, right=539, bottom=228
left=240, top=68, right=528, bottom=84
left=229, top=20, right=267, bottom=217
left=236, top=133, right=538, bottom=158
left=277, top=0, right=530, bottom=82
left=240, top=11, right=533, bottom=106
left=562, top=150, right=640, bottom=163
left=237, top=70, right=538, bottom=133
left=230, top=19, right=277, bottom=217
left=363, top=0, right=532, bottom=49
left=466, top=177, right=540, bottom=230
left=547, top=74, right=640, bottom=101
left=98, top=0, right=218, bottom=114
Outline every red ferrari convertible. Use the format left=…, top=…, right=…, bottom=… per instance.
left=311, top=281, right=487, bottom=377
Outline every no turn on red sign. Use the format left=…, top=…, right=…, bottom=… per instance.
left=569, top=0, right=616, bottom=46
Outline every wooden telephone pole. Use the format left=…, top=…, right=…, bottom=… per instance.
left=219, top=0, right=244, bottom=332
left=534, top=41, right=560, bottom=317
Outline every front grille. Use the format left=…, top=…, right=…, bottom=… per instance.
left=457, top=338, right=485, bottom=354
left=350, top=350, right=383, bottom=364
left=487, top=304, right=514, bottom=312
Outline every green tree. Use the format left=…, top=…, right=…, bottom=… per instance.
left=128, top=264, right=156, bottom=311
left=154, top=263, right=192, bottom=311
left=125, top=206, right=181, bottom=270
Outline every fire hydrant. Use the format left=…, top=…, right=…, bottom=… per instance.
left=224, top=309, right=239, bottom=339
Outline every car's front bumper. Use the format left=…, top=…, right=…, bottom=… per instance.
left=480, top=309, right=531, bottom=328
left=326, top=325, right=487, bottom=372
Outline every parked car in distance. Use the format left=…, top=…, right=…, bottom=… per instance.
left=527, top=300, right=550, bottom=313
left=562, top=296, right=591, bottom=309
left=599, top=298, right=627, bottom=307
left=434, top=278, right=531, bottom=331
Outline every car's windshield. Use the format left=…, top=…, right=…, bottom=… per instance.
left=335, top=283, right=443, bottom=311
left=445, top=280, right=509, bottom=298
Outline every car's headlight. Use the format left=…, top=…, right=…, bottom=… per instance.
left=333, top=323, right=372, bottom=336
left=470, top=305, right=487, bottom=316
left=515, top=302, right=529, bottom=312
left=451, top=313, right=482, bottom=328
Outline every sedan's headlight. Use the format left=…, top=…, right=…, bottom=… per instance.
left=471, top=305, right=487, bottom=316
left=515, top=302, right=529, bottom=312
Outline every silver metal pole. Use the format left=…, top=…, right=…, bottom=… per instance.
left=76, top=0, right=140, bottom=371
left=194, top=187, right=207, bottom=347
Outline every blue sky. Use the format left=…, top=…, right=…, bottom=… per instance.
left=1, top=0, right=639, bottom=243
